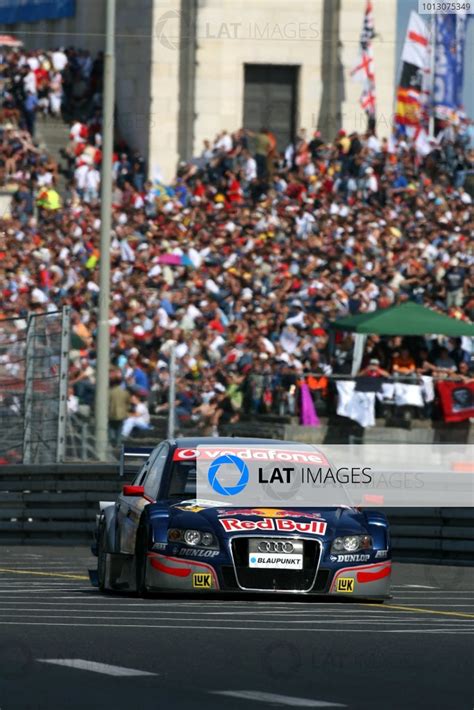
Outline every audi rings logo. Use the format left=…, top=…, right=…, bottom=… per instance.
left=208, top=454, right=249, bottom=496
left=257, top=540, right=295, bottom=554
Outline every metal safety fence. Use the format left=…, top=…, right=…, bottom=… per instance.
left=0, top=308, right=70, bottom=464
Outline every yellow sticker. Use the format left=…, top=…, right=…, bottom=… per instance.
left=192, top=573, right=212, bottom=589
left=176, top=505, right=206, bottom=513
left=336, top=577, right=354, bottom=593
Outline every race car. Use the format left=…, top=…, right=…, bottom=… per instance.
left=91, top=437, right=391, bottom=599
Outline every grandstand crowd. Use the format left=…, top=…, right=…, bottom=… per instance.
left=0, top=46, right=473, bottom=439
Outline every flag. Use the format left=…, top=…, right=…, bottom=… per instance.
left=455, top=14, right=468, bottom=108
left=351, top=0, right=376, bottom=117
left=395, top=12, right=430, bottom=128
left=414, top=126, right=432, bottom=156
left=402, top=11, right=430, bottom=68
left=336, top=381, right=376, bottom=428
left=434, top=13, right=469, bottom=122
left=300, top=383, right=320, bottom=427
left=437, top=380, right=474, bottom=422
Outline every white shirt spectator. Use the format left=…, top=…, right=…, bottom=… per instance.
left=24, top=71, right=37, bottom=95
left=67, top=392, right=79, bottom=414
left=52, top=50, right=68, bottom=72
left=243, top=156, right=257, bottom=181
left=26, top=56, right=40, bottom=71
left=214, top=132, right=232, bottom=154
left=31, top=287, right=49, bottom=304
left=85, top=167, right=101, bottom=193
left=37, top=171, right=53, bottom=187
left=365, top=169, right=378, bottom=192
left=367, top=134, right=381, bottom=153
left=74, top=164, right=89, bottom=190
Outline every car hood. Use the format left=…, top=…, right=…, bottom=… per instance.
left=164, top=501, right=369, bottom=539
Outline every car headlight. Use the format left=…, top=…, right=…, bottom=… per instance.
left=184, top=529, right=202, bottom=546
left=331, top=535, right=372, bottom=553
left=167, top=529, right=219, bottom=549
left=201, top=532, right=215, bottom=547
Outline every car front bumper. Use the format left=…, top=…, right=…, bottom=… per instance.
left=145, top=552, right=392, bottom=599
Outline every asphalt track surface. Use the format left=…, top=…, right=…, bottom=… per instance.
left=0, top=548, right=472, bottom=710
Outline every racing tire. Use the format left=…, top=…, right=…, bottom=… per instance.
left=97, top=520, right=108, bottom=593
left=135, top=522, right=149, bottom=596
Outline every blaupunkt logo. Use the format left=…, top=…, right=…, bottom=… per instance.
left=208, top=454, right=249, bottom=496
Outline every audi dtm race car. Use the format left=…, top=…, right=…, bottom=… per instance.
left=91, top=438, right=391, bottom=599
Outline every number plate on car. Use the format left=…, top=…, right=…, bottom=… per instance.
left=248, top=539, right=303, bottom=569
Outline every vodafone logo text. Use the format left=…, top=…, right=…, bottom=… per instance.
left=219, top=517, right=327, bottom=535
left=174, top=447, right=328, bottom=465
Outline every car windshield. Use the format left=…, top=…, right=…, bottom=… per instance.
left=164, top=447, right=356, bottom=507
left=167, top=460, right=197, bottom=499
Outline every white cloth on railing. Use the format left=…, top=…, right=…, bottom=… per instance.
left=394, top=383, right=424, bottom=407
left=378, top=381, right=428, bottom=407
left=421, top=376, right=435, bottom=403
left=336, top=381, right=376, bottom=428
left=378, top=383, right=395, bottom=401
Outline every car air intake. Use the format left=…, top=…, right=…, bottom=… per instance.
left=231, top=537, right=321, bottom=592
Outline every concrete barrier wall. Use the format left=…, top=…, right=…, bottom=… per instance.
left=0, top=466, right=473, bottom=564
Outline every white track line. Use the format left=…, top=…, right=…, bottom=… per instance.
left=395, top=585, right=439, bottom=589
left=0, top=621, right=471, bottom=633
left=1, top=604, right=469, bottom=615
left=0, top=612, right=471, bottom=624
left=37, top=658, right=157, bottom=676
left=0, top=588, right=86, bottom=592
left=210, top=690, right=346, bottom=707
left=392, top=588, right=473, bottom=592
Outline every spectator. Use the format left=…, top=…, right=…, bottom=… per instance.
left=247, top=127, right=272, bottom=180
left=0, top=43, right=473, bottom=435
left=359, top=358, right=390, bottom=377
left=392, top=348, right=417, bottom=376
left=434, top=347, right=457, bottom=374
left=109, top=374, right=131, bottom=445
left=444, top=259, right=465, bottom=308
left=23, top=91, right=38, bottom=135
left=122, top=393, right=151, bottom=439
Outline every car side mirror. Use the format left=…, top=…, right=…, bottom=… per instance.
left=122, top=484, right=145, bottom=497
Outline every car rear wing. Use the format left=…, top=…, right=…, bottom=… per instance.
left=119, top=445, right=154, bottom=478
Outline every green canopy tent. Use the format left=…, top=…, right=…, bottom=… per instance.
left=331, top=302, right=474, bottom=337
left=330, top=302, right=474, bottom=375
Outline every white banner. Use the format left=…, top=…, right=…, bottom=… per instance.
left=195, top=444, right=474, bottom=507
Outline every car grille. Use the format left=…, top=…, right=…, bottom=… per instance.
left=230, top=537, right=321, bottom=592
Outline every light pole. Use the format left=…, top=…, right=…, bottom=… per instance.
left=95, top=0, right=116, bottom=460
left=167, top=346, right=176, bottom=439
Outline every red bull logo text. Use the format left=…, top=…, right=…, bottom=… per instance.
left=219, top=517, right=327, bottom=535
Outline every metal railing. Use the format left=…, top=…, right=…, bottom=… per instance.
left=0, top=307, right=70, bottom=464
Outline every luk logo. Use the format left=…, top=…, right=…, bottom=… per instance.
left=192, top=573, right=212, bottom=589
left=208, top=454, right=249, bottom=496
left=336, top=578, right=354, bottom=593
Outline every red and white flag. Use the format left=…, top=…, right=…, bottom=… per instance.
left=395, top=11, right=431, bottom=129
left=402, top=11, right=430, bottom=69
left=351, top=0, right=376, bottom=117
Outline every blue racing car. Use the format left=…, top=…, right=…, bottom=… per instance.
left=92, top=437, right=391, bottom=599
